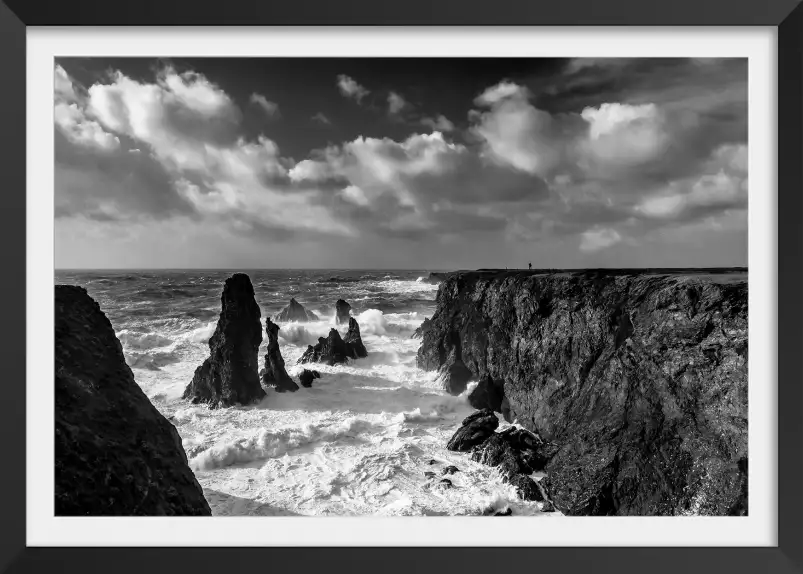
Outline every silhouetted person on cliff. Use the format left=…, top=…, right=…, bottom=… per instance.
left=528, top=262, right=532, bottom=270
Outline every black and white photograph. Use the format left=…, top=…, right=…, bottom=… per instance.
left=54, top=56, right=748, bottom=518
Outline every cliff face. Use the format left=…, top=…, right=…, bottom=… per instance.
left=417, top=269, right=748, bottom=516
left=56, top=285, right=211, bottom=515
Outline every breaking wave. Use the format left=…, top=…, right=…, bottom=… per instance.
left=190, top=418, right=379, bottom=471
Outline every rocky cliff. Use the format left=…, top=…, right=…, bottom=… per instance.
left=56, top=285, right=211, bottom=515
left=417, top=269, right=748, bottom=516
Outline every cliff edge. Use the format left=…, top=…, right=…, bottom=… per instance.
left=417, top=269, right=748, bottom=516
left=56, top=285, right=211, bottom=515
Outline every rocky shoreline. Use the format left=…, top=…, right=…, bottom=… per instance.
left=55, top=268, right=748, bottom=516
left=421, top=269, right=748, bottom=516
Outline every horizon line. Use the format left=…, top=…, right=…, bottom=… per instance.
left=54, top=265, right=750, bottom=272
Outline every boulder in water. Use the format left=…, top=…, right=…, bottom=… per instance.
left=262, top=318, right=298, bottom=393
left=298, top=369, right=321, bottom=388
left=335, top=299, right=351, bottom=325
left=273, top=298, right=318, bottom=322
left=446, top=409, right=499, bottom=451
left=183, top=273, right=265, bottom=408
left=55, top=285, right=211, bottom=515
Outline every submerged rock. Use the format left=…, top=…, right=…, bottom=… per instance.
left=298, top=369, right=321, bottom=388
left=442, top=465, right=460, bottom=475
left=55, top=285, right=211, bottom=516
left=418, top=269, right=749, bottom=515
left=446, top=409, right=499, bottom=452
left=262, top=318, right=298, bottom=393
left=424, top=471, right=436, bottom=479
left=335, top=299, right=352, bottom=325
left=343, top=317, right=368, bottom=358
left=183, top=273, right=265, bottom=408
left=438, top=478, right=453, bottom=489
left=494, top=508, right=513, bottom=516
left=273, top=298, right=318, bottom=322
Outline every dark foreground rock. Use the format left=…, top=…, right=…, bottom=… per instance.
left=446, top=409, right=499, bottom=451
left=298, top=369, right=321, bottom=388
left=55, top=285, right=211, bottom=516
left=262, top=318, right=298, bottom=392
left=273, top=298, right=318, bottom=322
left=420, top=269, right=748, bottom=515
left=298, top=319, right=368, bottom=365
left=183, top=273, right=265, bottom=407
left=335, top=299, right=352, bottom=324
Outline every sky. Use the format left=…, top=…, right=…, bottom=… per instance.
left=54, top=57, right=748, bottom=270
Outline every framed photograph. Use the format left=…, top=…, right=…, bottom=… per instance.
left=1, top=1, right=800, bottom=573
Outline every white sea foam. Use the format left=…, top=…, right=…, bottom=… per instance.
left=112, top=275, right=558, bottom=517
left=117, top=329, right=173, bottom=350
left=188, top=321, right=217, bottom=343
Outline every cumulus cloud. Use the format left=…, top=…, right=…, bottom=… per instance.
left=387, top=91, right=408, bottom=115
left=54, top=101, right=120, bottom=150
left=311, top=112, right=331, bottom=125
left=55, top=64, right=351, bottom=239
left=250, top=93, right=280, bottom=117
left=421, top=114, right=454, bottom=132
left=580, top=227, right=622, bottom=252
left=634, top=144, right=747, bottom=222
left=470, top=81, right=566, bottom=176
left=55, top=58, right=748, bottom=268
left=290, top=129, right=550, bottom=240
left=579, top=102, right=669, bottom=167
left=54, top=65, right=78, bottom=101
left=337, top=74, right=369, bottom=103
left=53, top=66, right=120, bottom=151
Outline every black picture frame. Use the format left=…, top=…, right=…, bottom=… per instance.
left=1, top=1, right=800, bottom=573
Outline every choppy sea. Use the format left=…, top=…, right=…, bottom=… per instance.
left=55, top=269, right=556, bottom=517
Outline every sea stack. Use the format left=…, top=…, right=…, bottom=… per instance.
left=273, top=298, right=318, bottom=322
left=343, top=317, right=368, bottom=358
left=262, top=318, right=299, bottom=392
left=55, top=285, right=211, bottom=515
left=335, top=299, right=352, bottom=325
left=298, top=317, right=368, bottom=365
left=183, top=273, right=265, bottom=408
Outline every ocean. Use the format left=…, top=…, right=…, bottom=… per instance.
left=54, top=269, right=555, bottom=517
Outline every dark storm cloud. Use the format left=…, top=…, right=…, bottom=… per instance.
left=54, top=129, right=196, bottom=220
